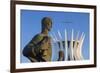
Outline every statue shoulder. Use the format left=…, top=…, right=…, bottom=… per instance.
left=31, top=34, right=44, bottom=44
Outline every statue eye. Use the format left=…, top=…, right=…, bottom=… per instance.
left=40, top=49, right=42, bottom=52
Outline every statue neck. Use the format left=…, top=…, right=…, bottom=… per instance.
left=41, top=29, right=49, bottom=36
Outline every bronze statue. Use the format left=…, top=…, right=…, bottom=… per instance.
left=23, top=17, right=64, bottom=62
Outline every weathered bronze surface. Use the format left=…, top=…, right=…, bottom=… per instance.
left=23, top=17, right=64, bottom=62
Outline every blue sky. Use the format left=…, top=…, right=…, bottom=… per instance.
left=20, top=9, right=90, bottom=63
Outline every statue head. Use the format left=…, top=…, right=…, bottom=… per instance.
left=42, top=17, right=52, bottom=31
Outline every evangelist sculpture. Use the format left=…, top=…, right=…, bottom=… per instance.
left=23, top=17, right=64, bottom=62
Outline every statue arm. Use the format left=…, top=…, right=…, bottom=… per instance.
left=23, top=34, right=44, bottom=61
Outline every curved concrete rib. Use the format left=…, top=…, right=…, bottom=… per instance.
left=73, top=32, right=79, bottom=60
left=50, top=30, right=85, bottom=61
left=57, top=30, right=63, bottom=51
left=77, top=33, right=85, bottom=60
left=65, top=29, right=68, bottom=61
left=70, top=29, right=74, bottom=60
left=75, top=32, right=85, bottom=60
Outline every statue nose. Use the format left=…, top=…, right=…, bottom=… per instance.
left=41, top=50, right=47, bottom=56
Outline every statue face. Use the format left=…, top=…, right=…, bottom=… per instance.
left=42, top=17, right=52, bottom=31
left=46, top=21, right=52, bottom=31
left=40, top=47, right=51, bottom=61
left=34, top=44, right=51, bottom=61
left=40, top=48, right=49, bottom=57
